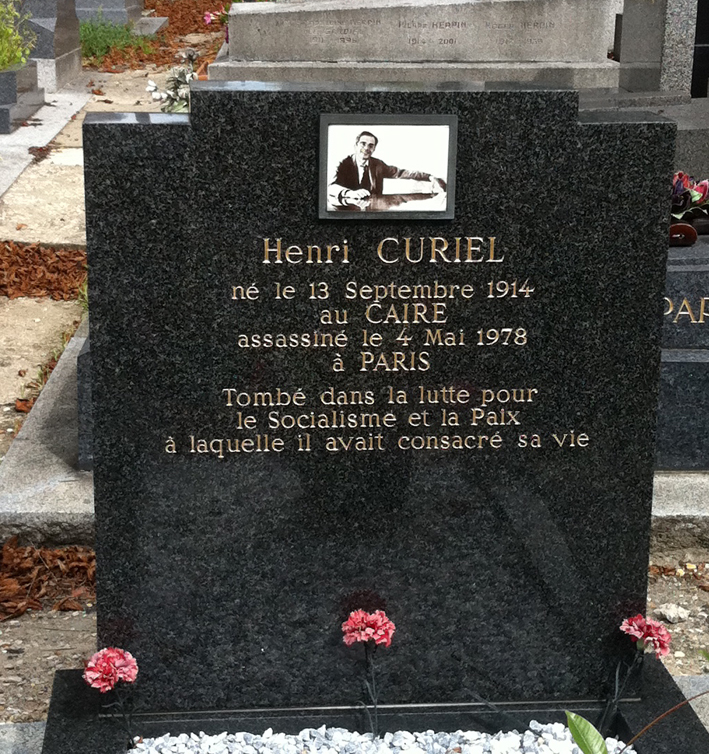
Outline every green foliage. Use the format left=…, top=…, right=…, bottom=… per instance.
left=0, top=0, right=36, bottom=72
left=565, top=711, right=609, bottom=754
left=79, top=17, right=155, bottom=64
left=78, top=273, right=89, bottom=313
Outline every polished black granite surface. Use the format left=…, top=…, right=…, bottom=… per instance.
left=663, top=243, right=709, bottom=349
left=74, top=85, right=677, bottom=717
left=656, top=351, right=709, bottom=469
left=657, top=240, right=709, bottom=469
left=42, top=664, right=709, bottom=754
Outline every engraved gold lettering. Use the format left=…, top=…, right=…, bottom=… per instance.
left=232, top=284, right=260, bottom=300
left=700, top=297, right=709, bottom=323
left=262, top=237, right=349, bottom=264
left=377, top=237, right=400, bottom=264
left=360, top=351, right=430, bottom=371
left=673, top=298, right=698, bottom=323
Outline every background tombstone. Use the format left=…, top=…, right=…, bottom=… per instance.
left=619, top=0, right=700, bottom=93
left=209, top=0, right=620, bottom=87
left=25, top=0, right=81, bottom=92
left=657, top=241, right=709, bottom=470
left=74, top=0, right=142, bottom=24
left=0, top=62, right=44, bottom=135
left=693, top=0, right=709, bottom=97
left=40, top=82, right=709, bottom=751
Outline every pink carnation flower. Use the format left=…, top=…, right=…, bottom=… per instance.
left=342, top=609, right=395, bottom=648
left=620, top=614, right=671, bottom=658
left=83, top=647, right=139, bottom=693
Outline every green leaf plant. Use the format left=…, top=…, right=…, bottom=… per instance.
left=0, top=1, right=36, bottom=71
left=567, top=646, right=709, bottom=754
left=565, top=712, right=607, bottom=754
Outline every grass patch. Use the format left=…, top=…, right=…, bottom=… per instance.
left=79, top=18, right=155, bottom=64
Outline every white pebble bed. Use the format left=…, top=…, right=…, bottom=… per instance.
left=133, top=722, right=635, bottom=754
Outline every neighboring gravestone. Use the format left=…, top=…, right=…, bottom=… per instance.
left=77, top=337, right=92, bottom=471
left=209, top=0, right=619, bottom=87
left=619, top=0, right=699, bottom=93
left=0, top=62, right=44, bottom=134
left=693, top=0, right=709, bottom=97
left=74, top=0, right=142, bottom=24
left=657, top=242, right=709, bottom=470
left=25, top=0, right=81, bottom=92
left=42, top=83, right=709, bottom=752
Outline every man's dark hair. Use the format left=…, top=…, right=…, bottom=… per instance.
left=355, top=131, right=378, bottom=146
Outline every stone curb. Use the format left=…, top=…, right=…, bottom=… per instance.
left=0, top=318, right=93, bottom=545
left=0, top=722, right=46, bottom=754
left=0, top=88, right=91, bottom=198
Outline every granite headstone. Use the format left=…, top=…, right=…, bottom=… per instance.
left=41, top=83, right=709, bottom=752
left=692, top=0, right=709, bottom=97
left=25, top=0, right=81, bottom=92
left=77, top=337, right=93, bottom=471
left=74, top=0, right=142, bottom=24
left=619, top=0, right=699, bottom=93
left=0, top=62, right=44, bottom=135
left=656, top=242, right=709, bottom=470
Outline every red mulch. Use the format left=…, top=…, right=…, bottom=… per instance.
left=88, top=0, right=225, bottom=71
left=0, top=241, right=87, bottom=300
left=146, top=0, right=224, bottom=36
left=0, top=537, right=96, bottom=621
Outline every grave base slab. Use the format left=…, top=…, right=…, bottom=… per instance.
left=41, top=663, right=709, bottom=754
left=207, top=60, right=620, bottom=89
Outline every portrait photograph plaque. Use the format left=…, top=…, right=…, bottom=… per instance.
left=319, top=114, right=457, bottom=220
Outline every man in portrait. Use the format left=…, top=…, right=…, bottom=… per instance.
left=327, top=130, right=447, bottom=208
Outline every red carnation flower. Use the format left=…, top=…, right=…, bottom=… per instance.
left=342, top=609, right=395, bottom=648
left=83, top=647, right=139, bottom=693
left=620, top=614, right=671, bottom=658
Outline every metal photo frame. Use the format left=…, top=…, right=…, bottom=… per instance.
left=319, top=113, right=457, bottom=220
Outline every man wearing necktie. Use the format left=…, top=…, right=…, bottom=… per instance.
left=328, top=131, right=446, bottom=207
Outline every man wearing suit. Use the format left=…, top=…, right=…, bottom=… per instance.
left=328, top=131, right=446, bottom=207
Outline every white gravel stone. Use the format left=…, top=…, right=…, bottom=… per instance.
left=131, top=725, right=635, bottom=754
left=655, top=603, right=691, bottom=623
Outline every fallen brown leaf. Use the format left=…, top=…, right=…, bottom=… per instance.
left=14, top=398, right=35, bottom=413
left=0, top=537, right=95, bottom=620
left=0, top=241, right=86, bottom=300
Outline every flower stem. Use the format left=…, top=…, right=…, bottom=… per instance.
left=364, top=642, right=379, bottom=738
left=107, top=685, right=135, bottom=749
left=619, top=687, right=709, bottom=754
left=597, top=652, right=643, bottom=736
